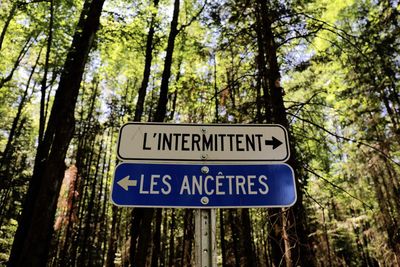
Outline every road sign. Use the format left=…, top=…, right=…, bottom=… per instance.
left=117, top=123, right=290, bottom=162
left=111, top=162, right=296, bottom=208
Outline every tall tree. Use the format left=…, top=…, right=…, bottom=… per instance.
left=255, top=0, right=314, bottom=265
left=129, top=1, right=160, bottom=262
left=153, top=0, right=180, bottom=122
left=7, top=0, right=105, bottom=265
left=38, top=0, right=54, bottom=145
left=131, top=1, right=180, bottom=266
left=134, top=0, right=160, bottom=122
left=0, top=2, right=18, bottom=50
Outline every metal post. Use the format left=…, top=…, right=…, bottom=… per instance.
left=195, top=208, right=217, bottom=267
left=195, top=164, right=217, bottom=266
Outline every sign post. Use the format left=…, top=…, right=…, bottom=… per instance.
left=112, top=122, right=295, bottom=267
left=195, top=209, right=217, bottom=267
left=195, top=166, right=217, bottom=267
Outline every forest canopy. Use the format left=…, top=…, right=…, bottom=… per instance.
left=0, top=0, right=399, bottom=266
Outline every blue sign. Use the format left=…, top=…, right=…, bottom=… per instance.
left=111, top=162, right=296, bottom=208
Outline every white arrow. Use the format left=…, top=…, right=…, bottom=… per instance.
left=117, top=175, right=137, bottom=191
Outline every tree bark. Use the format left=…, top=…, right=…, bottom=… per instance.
left=134, top=208, right=154, bottom=267
left=220, top=210, right=227, bottom=267
left=79, top=137, right=104, bottom=266
left=129, top=0, right=160, bottom=262
left=134, top=0, right=160, bottom=121
left=105, top=206, right=119, bottom=267
left=38, top=0, right=55, bottom=145
left=238, top=209, right=257, bottom=267
left=151, top=209, right=162, bottom=267
left=256, top=0, right=314, bottom=266
left=0, top=36, right=32, bottom=89
left=7, top=0, right=105, bottom=266
left=133, top=1, right=180, bottom=266
left=181, top=209, right=194, bottom=266
left=0, top=2, right=18, bottom=50
left=168, top=209, right=176, bottom=267
left=255, top=6, right=271, bottom=124
left=153, top=0, right=180, bottom=122
left=0, top=49, right=41, bottom=232
left=100, top=132, right=113, bottom=267
left=0, top=47, right=41, bottom=188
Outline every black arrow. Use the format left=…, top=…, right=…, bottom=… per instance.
left=265, top=136, right=283, bottom=150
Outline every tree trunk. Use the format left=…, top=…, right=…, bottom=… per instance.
left=79, top=138, right=104, bottom=266
left=256, top=0, right=314, bottom=266
left=133, top=1, right=180, bottom=265
left=160, top=211, right=168, bottom=266
left=59, top=166, right=80, bottom=266
left=129, top=0, right=160, bottom=262
left=168, top=209, right=176, bottom=267
left=0, top=2, right=18, bottom=50
left=255, top=6, right=271, bottom=124
left=220, top=210, right=227, bottom=267
left=168, top=36, right=185, bottom=121
left=7, top=0, right=105, bottom=265
left=238, top=209, right=256, bottom=266
left=100, top=132, right=114, bottom=267
left=267, top=209, right=284, bottom=267
left=70, top=129, right=97, bottom=265
left=0, top=36, right=32, bottom=89
left=105, top=206, right=119, bottom=267
left=38, top=0, right=54, bottom=145
left=134, top=0, right=160, bottom=121
left=181, top=209, right=194, bottom=266
left=0, top=47, right=41, bottom=189
left=134, top=208, right=154, bottom=267
left=153, top=0, right=180, bottom=122
left=228, top=210, right=241, bottom=267
left=151, top=209, right=162, bottom=267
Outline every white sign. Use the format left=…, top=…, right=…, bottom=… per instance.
left=117, top=123, right=290, bottom=162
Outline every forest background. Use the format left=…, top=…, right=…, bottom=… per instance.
left=0, top=0, right=400, bottom=266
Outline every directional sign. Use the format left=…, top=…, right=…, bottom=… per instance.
left=111, top=162, right=296, bottom=208
left=117, top=123, right=290, bottom=162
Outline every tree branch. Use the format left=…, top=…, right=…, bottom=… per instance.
left=18, top=0, right=49, bottom=6
left=177, top=0, right=207, bottom=33
left=276, top=24, right=324, bottom=48
left=304, top=166, right=374, bottom=210
left=287, top=112, right=400, bottom=167
left=0, top=35, right=33, bottom=88
left=208, top=74, right=257, bottom=101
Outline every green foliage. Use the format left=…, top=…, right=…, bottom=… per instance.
left=0, top=219, right=18, bottom=264
left=1, top=0, right=400, bottom=265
